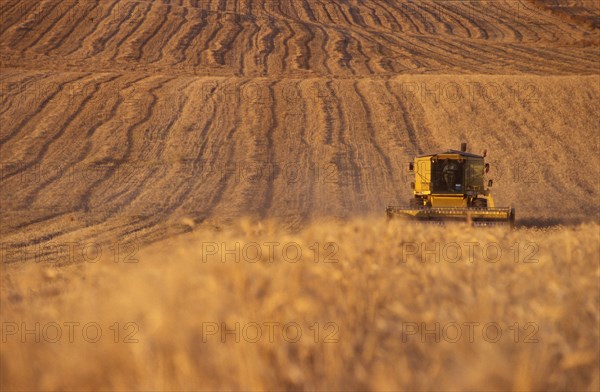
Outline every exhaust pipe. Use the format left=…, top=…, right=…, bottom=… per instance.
left=461, top=142, right=467, bottom=152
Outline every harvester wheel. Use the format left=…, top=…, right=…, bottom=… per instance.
left=472, top=198, right=487, bottom=208
left=409, top=198, right=421, bottom=208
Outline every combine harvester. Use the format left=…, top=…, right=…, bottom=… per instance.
left=387, top=143, right=515, bottom=227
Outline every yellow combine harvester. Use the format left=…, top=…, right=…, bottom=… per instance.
left=387, top=143, right=515, bottom=227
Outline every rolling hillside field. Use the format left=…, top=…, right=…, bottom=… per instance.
left=1, top=0, right=599, bottom=390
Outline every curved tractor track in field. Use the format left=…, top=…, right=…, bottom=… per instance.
left=1, top=0, right=598, bottom=76
left=1, top=0, right=599, bottom=252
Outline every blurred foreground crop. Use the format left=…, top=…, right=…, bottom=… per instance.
left=1, top=219, right=599, bottom=391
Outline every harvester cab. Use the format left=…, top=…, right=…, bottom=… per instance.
left=387, top=143, right=515, bottom=227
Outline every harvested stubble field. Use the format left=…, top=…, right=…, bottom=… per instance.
left=1, top=0, right=599, bottom=391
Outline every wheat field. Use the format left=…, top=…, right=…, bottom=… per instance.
left=2, top=220, right=599, bottom=390
left=1, top=0, right=600, bottom=390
